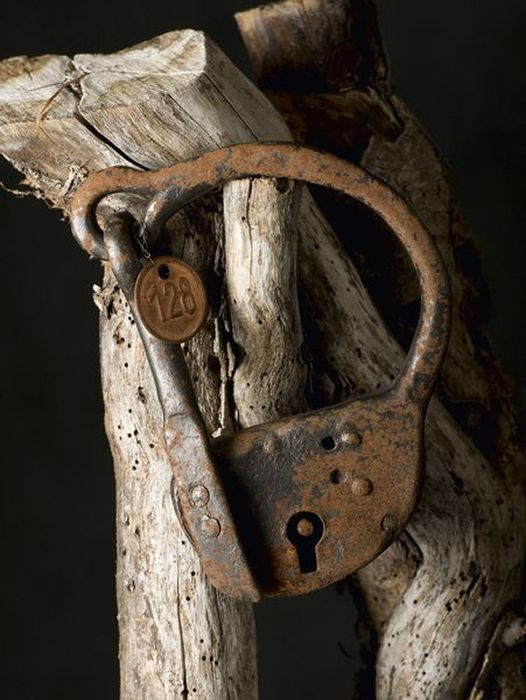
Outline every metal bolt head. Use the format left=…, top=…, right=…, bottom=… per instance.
left=189, top=484, right=210, bottom=507
left=342, top=431, right=361, bottom=447
left=351, top=477, right=373, bottom=496
left=263, top=435, right=281, bottom=454
left=381, top=513, right=398, bottom=531
left=201, top=515, right=221, bottom=538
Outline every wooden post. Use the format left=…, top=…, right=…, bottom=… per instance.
left=236, top=1, right=526, bottom=697
left=0, top=31, right=292, bottom=698
left=0, top=3, right=524, bottom=698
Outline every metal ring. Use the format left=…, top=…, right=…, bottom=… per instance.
left=70, top=142, right=450, bottom=404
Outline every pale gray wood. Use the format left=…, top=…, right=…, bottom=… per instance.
left=224, top=178, right=307, bottom=428
left=236, top=2, right=526, bottom=697
left=0, top=30, right=288, bottom=699
left=1, top=19, right=524, bottom=700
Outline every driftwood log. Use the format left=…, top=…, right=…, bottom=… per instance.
left=0, top=1, right=524, bottom=698
left=236, top=2, right=526, bottom=697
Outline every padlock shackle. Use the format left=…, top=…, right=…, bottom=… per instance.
left=71, top=142, right=450, bottom=406
left=102, top=212, right=262, bottom=601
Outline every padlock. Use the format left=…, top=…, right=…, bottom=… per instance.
left=71, top=143, right=450, bottom=601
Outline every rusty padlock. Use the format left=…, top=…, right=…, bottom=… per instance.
left=71, top=143, right=450, bottom=601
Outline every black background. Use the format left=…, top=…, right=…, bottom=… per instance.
left=0, top=2, right=524, bottom=698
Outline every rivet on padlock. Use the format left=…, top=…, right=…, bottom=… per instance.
left=71, top=142, right=450, bottom=601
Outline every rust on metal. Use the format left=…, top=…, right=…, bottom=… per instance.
left=70, top=142, right=451, bottom=601
left=134, top=256, right=208, bottom=343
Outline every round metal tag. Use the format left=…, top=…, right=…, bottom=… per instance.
left=134, top=256, right=208, bottom=343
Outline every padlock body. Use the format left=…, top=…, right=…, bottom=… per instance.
left=212, top=388, right=423, bottom=598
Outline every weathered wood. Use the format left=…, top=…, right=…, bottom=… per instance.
left=1, top=6, right=524, bottom=699
left=237, top=1, right=526, bottom=698
left=0, top=31, right=295, bottom=698
left=224, top=178, right=307, bottom=428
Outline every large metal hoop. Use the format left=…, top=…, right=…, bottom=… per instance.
left=70, top=142, right=450, bottom=405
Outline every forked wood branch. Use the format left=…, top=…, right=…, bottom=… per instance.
left=0, top=2, right=524, bottom=698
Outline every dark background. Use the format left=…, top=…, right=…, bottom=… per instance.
left=0, top=2, right=524, bottom=698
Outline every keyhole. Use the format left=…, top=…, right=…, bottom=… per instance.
left=286, top=511, right=324, bottom=574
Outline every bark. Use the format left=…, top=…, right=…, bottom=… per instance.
left=0, top=4, right=524, bottom=700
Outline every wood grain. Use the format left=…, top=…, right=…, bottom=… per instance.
left=237, top=2, right=526, bottom=698
left=0, top=30, right=290, bottom=698
left=1, top=8, right=524, bottom=698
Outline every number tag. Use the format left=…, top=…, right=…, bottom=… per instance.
left=134, top=256, right=208, bottom=342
